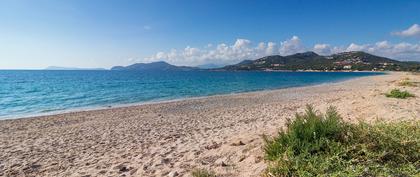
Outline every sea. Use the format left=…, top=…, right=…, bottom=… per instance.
left=0, top=70, right=383, bottom=119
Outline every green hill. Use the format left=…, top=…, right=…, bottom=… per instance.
left=111, top=61, right=198, bottom=71
left=221, top=51, right=420, bottom=71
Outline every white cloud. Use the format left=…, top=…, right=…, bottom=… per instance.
left=346, top=43, right=368, bottom=51
left=312, top=41, right=420, bottom=61
left=313, top=44, right=331, bottom=55
left=392, top=24, right=420, bottom=38
left=141, top=36, right=420, bottom=66
left=143, top=36, right=307, bottom=66
left=313, top=44, right=345, bottom=55
left=279, top=36, right=306, bottom=55
left=266, top=42, right=278, bottom=55
left=233, top=39, right=251, bottom=49
left=342, top=41, right=420, bottom=61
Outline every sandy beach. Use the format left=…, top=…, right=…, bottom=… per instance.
left=1, top=72, right=419, bottom=177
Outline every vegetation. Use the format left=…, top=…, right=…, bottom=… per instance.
left=222, top=51, right=420, bottom=71
left=385, top=89, right=415, bottom=99
left=263, top=105, right=419, bottom=176
left=398, top=78, right=417, bottom=87
left=399, top=80, right=416, bottom=87
left=191, top=168, right=217, bottom=177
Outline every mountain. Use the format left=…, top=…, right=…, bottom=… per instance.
left=111, top=61, right=199, bottom=71
left=237, top=60, right=254, bottom=65
left=221, top=51, right=420, bottom=71
left=45, top=66, right=106, bottom=70
left=196, top=63, right=225, bottom=69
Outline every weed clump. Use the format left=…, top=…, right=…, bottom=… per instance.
left=191, top=168, right=217, bottom=177
left=398, top=80, right=416, bottom=86
left=385, top=89, right=415, bottom=99
left=263, top=105, right=419, bottom=176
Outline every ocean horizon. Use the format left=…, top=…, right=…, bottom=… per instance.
left=0, top=70, right=383, bottom=119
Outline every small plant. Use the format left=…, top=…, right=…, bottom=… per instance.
left=398, top=79, right=416, bottom=87
left=385, top=89, right=415, bottom=99
left=263, top=105, right=345, bottom=161
left=191, top=168, right=217, bottom=177
left=263, top=105, right=420, bottom=176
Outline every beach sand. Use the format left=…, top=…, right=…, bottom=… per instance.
left=1, top=72, right=419, bottom=177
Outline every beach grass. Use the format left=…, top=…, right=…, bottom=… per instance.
left=385, top=89, right=415, bottom=99
left=398, top=78, right=417, bottom=87
left=191, top=168, right=217, bottom=177
left=398, top=80, right=416, bottom=87
left=263, top=105, right=419, bottom=177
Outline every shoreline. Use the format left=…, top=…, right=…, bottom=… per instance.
left=1, top=72, right=417, bottom=177
left=0, top=72, right=384, bottom=121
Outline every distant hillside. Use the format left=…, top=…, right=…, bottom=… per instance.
left=111, top=61, right=199, bottom=71
left=196, top=63, right=225, bottom=69
left=221, top=51, right=420, bottom=71
left=45, top=66, right=106, bottom=70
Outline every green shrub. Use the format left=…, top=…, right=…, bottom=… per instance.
left=385, top=89, right=415, bottom=99
left=191, top=168, right=217, bottom=177
left=263, top=106, right=420, bottom=176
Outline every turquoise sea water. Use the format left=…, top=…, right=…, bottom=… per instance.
left=0, top=70, right=383, bottom=119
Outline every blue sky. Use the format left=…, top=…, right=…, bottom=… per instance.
left=1, top=0, right=420, bottom=69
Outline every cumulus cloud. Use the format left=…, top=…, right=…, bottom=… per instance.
left=312, top=44, right=345, bottom=55
left=311, top=41, right=420, bottom=61
left=392, top=24, right=420, bottom=38
left=141, top=36, right=420, bottom=66
left=313, top=44, right=332, bottom=55
left=346, top=43, right=368, bottom=51
left=341, top=41, right=420, bottom=61
left=143, top=36, right=309, bottom=66
left=266, top=42, right=278, bottom=55
left=279, top=36, right=306, bottom=55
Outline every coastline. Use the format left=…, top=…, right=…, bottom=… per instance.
left=1, top=72, right=418, bottom=177
left=0, top=71, right=384, bottom=121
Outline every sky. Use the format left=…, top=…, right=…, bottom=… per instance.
left=0, top=0, right=420, bottom=69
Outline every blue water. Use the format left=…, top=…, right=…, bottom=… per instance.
left=0, top=70, right=383, bottom=119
